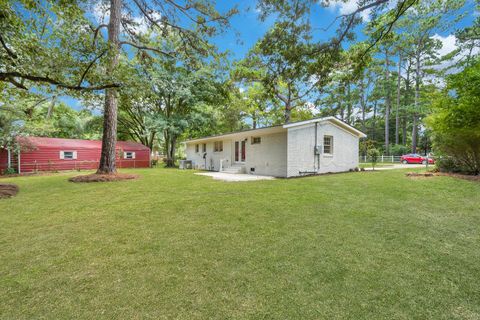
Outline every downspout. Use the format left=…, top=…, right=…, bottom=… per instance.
left=17, top=149, right=21, bottom=174
left=315, top=122, right=320, bottom=173
left=7, top=148, right=11, bottom=169
left=314, top=122, right=318, bottom=172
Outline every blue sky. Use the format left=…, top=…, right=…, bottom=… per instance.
left=212, top=0, right=477, bottom=59
left=59, top=0, right=477, bottom=110
left=213, top=0, right=346, bottom=60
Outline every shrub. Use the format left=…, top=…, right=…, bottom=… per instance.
left=436, top=156, right=472, bottom=174
left=426, top=59, right=480, bottom=175
left=390, top=144, right=410, bottom=156
left=367, top=148, right=380, bottom=170
left=3, top=168, right=16, bottom=175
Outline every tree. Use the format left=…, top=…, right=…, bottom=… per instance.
left=394, top=0, right=465, bottom=153
left=426, top=58, right=480, bottom=175
left=117, top=46, right=230, bottom=166
left=0, top=1, right=117, bottom=91
left=1, top=0, right=236, bottom=174
left=454, top=2, right=480, bottom=67
left=235, top=15, right=328, bottom=123
left=94, top=0, right=236, bottom=173
left=240, top=83, right=270, bottom=129
left=375, top=36, right=397, bottom=155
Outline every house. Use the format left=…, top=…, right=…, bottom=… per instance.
left=0, top=137, right=151, bottom=174
left=184, top=117, right=366, bottom=178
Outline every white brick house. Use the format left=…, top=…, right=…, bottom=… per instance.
left=184, top=117, right=366, bottom=178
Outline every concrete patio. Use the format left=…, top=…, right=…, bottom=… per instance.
left=195, top=172, right=276, bottom=182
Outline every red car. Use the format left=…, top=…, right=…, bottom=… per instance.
left=400, top=154, right=435, bottom=164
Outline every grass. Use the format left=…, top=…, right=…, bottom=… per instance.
left=0, top=168, right=479, bottom=319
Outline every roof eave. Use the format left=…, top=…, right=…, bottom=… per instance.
left=283, top=116, right=367, bottom=138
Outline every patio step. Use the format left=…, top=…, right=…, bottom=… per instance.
left=221, top=165, right=245, bottom=174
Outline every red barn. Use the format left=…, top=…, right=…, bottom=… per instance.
left=0, top=137, right=151, bottom=174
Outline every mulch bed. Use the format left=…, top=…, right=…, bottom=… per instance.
left=405, top=172, right=435, bottom=178
left=0, top=184, right=19, bottom=199
left=406, top=171, right=480, bottom=182
left=435, top=172, right=480, bottom=182
left=69, top=173, right=139, bottom=183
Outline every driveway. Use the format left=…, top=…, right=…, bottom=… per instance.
left=363, top=163, right=426, bottom=171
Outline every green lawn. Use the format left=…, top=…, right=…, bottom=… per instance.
left=1, top=168, right=479, bottom=319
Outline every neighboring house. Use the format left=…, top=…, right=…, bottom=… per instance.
left=0, top=137, right=150, bottom=173
left=185, top=117, right=366, bottom=178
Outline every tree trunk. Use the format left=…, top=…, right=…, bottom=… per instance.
left=165, top=134, right=176, bottom=167
left=384, top=50, right=391, bottom=155
left=360, top=77, right=367, bottom=133
left=164, top=130, right=169, bottom=162
left=46, top=96, right=56, bottom=119
left=338, top=102, right=344, bottom=122
left=372, top=101, right=377, bottom=140
left=412, top=114, right=418, bottom=153
left=346, top=82, right=352, bottom=125
left=395, top=52, right=402, bottom=145
left=97, top=0, right=122, bottom=174
left=403, top=61, right=411, bottom=146
left=284, top=103, right=292, bottom=124
left=412, top=49, right=421, bottom=153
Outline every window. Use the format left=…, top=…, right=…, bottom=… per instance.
left=124, top=151, right=136, bottom=159
left=323, top=135, right=333, bottom=154
left=202, top=143, right=206, bottom=153
left=195, top=144, right=199, bottom=153
left=214, top=141, right=223, bottom=152
left=60, top=151, right=76, bottom=160
left=251, top=137, right=261, bottom=145
left=63, top=151, right=74, bottom=159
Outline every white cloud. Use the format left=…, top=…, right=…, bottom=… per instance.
left=326, top=0, right=372, bottom=22
left=92, top=1, right=109, bottom=24
left=432, top=34, right=457, bottom=57
left=325, top=0, right=405, bottom=23
left=90, top=1, right=161, bottom=35
left=432, top=33, right=479, bottom=70
left=422, top=33, right=479, bottom=87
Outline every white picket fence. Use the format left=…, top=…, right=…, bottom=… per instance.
left=359, top=155, right=402, bottom=163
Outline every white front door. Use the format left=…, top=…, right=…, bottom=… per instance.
left=234, top=140, right=246, bottom=163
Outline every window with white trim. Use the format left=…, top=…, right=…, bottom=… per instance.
left=195, top=144, right=199, bottom=153
left=214, top=141, right=223, bottom=152
left=60, top=151, right=77, bottom=160
left=202, top=143, right=206, bottom=153
left=323, top=135, right=333, bottom=154
left=124, top=151, right=136, bottom=159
